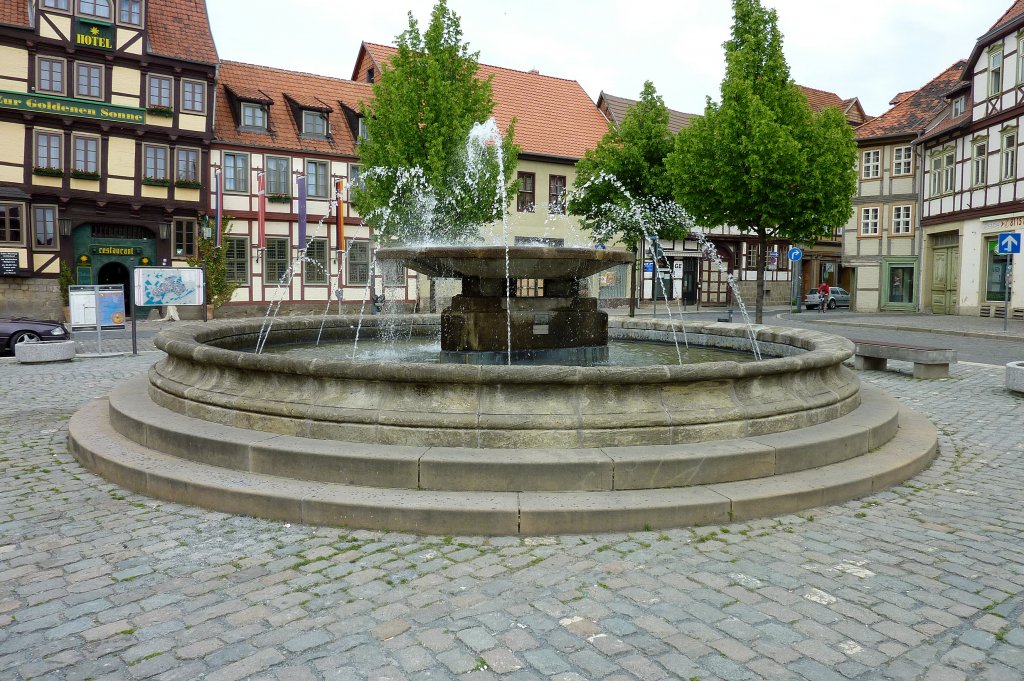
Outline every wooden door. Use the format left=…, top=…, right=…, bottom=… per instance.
left=701, top=253, right=732, bottom=306
left=930, top=246, right=959, bottom=315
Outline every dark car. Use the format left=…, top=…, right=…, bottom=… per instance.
left=0, top=318, right=70, bottom=353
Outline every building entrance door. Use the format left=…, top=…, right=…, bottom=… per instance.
left=98, top=262, right=132, bottom=317
left=930, top=245, right=959, bottom=315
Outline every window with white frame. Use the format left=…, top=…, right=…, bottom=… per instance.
left=75, top=62, right=102, bottom=99
left=33, top=205, right=57, bottom=248
left=303, top=239, right=328, bottom=284
left=176, top=148, right=199, bottom=183
left=118, top=0, right=142, bottom=26
left=990, top=47, right=1004, bottom=97
left=37, top=57, right=65, bottom=95
left=241, top=103, right=267, bottom=130
left=266, top=156, right=290, bottom=195
left=306, top=160, right=328, bottom=198
left=952, top=96, right=965, bottom=118
left=347, top=240, right=370, bottom=285
left=35, top=131, right=62, bottom=171
left=144, top=144, right=169, bottom=180
left=1003, top=131, right=1017, bottom=180
left=943, top=151, right=956, bottom=192
left=302, top=111, right=327, bottom=137
left=861, top=150, right=880, bottom=179
left=892, top=205, right=912, bottom=235
left=77, top=0, right=111, bottom=19
left=930, top=156, right=942, bottom=197
left=223, top=152, right=249, bottom=193
left=148, top=75, right=172, bottom=108
left=892, top=146, right=913, bottom=175
left=72, top=134, right=99, bottom=174
left=973, top=140, right=987, bottom=186
left=860, top=207, right=879, bottom=235
left=182, top=80, right=205, bottom=114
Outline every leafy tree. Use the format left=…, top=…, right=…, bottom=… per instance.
left=189, top=215, right=238, bottom=309
left=667, top=0, right=856, bottom=323
left=354, top=0, right=519, bottom=244
left=569, top=81, right=691, bottom=316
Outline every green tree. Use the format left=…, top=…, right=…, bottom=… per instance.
left=354, top=0, right=519, bottom=244
left=667, top=0, right=856, bottom=323
left=188, top=215, right=238, bottom=309
left=569, top=81, right=691, bottom=316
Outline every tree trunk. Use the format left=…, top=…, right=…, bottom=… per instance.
left=755, top=230, right=768, bottom=324
left=628, top=247, right=638, bottom=318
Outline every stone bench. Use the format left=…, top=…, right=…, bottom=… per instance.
left=14, top=340, right=76, bottom=364
left=1007, top=361, right=1024, bottom=394
left=852, top=339, right=955, bottom=379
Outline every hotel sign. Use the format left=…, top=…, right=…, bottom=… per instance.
left=74, top=18, right=114, bottom=51
left=0, top=91, right=145, bottom=124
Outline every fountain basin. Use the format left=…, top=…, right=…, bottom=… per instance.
left=149, top=316, right=860, bottom=449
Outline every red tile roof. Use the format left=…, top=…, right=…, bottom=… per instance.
left=0, top=0, right=29, bottom=27
left=855, top=61, right=967, bottom=141
left=989, top=0, right=1024, bottom=32
left=798, top=86, right=869, bottom=125
left=147, top=0, right=218, bottom=66
left=215, top=61, right=371, bottom=157
left=355, top=42, right=609, bottom=160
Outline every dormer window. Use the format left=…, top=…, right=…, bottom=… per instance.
left=367, top=67, right=375, bottom=84
left=302, top=110, right=327, bottom=137
left=119, top=0, right=143, bottom=27
left=952, top=96, right=965, bottom=118
left=77, top=0, right=111, bottom=20
left=241, top=102, right=267, bottom=130
left=358, top=117, right=368, bottom=142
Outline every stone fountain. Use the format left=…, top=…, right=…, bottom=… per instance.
left=376, top=245, right=632, bottom=364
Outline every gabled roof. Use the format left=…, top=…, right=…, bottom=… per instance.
left=856, top=60, right=967, bottom=141
left=989, top=0, right=1024, bottom=32
left=596, top=92, right=695, bottom=134
left=799, top=86, right=870, bottom=125
left=353, top=42, right=609, bottom=160
left=216, top=61, right=372, bottom=157
left=147, top=0, right=218, bottom=66
left=966, top=1, right=1024, bottom=81
left=0, top=0, right=30, bottom=28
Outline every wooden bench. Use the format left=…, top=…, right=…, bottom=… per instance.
left=851, top=339, right=956, bottom=379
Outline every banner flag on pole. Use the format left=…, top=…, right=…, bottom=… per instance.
left=256, top=172, right=266, bottom=249
left=336, top=179, right=345, bottom=253
left=297, top=175, right=308, bottom=248
left=214, top=169, right=223, bottom=248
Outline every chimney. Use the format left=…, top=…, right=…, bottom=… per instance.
left=528, top=69, right=540, bottom=75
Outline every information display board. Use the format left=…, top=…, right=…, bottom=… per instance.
left=133, top=267, right=205, bottom=307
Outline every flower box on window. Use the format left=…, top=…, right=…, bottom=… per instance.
left=267, top=193, right=291, bottom=203
left=70, top=169, right=100, bottom=180
left=175, top=179, right=203, bottom=190
left=33, top=166, right=64, bottom=177
left=142, top=177, right=171, bottom=187
left=147, top=106, right=174, bottom=118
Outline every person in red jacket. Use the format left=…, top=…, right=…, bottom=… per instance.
left=818, top=281, right=830, bottom=313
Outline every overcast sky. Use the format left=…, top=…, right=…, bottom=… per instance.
left=208, top=0, right=1012, bottom=118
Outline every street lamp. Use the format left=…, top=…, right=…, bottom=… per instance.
left=159, top=220, right=172, bottom=240
left=58, top=218, right=72, bottom=237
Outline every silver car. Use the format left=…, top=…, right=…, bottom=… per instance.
left=805, top=286, right=850, bottom=310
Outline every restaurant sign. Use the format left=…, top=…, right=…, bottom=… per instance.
left=0, top=90, right=145, bottom=124
left=91, top=245, right=143, bottom=256
left=74, top=18, right=115, bottom=51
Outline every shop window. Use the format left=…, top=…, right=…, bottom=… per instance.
left=0, top=203, right=24, bottom=244
left=303, top=238, right=328, bottom=284
left=885, top=263, right=915, bottom=305
left=986, top=238, right=1010, bottom=302
left=264, top=238, right=290, bottom=283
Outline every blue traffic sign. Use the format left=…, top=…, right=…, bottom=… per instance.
left=996, top=232, right=1021, bottom=254
left=788, top=247, right=803, bottom=262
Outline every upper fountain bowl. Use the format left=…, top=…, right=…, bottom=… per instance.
left=376, top=245, right=633, bottom=281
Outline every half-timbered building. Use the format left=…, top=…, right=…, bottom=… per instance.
left=0, top=0, right=217, bottom=318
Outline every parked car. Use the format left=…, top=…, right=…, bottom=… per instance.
left=805, top=286, right=851, bottom=310
left=0, top=318, right=70, bottom=354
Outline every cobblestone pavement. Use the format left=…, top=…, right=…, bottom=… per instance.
left=2, top=351, right=1024, bottom=681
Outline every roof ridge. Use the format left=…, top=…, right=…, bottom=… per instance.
left=221, top=59, right=370, bottom=87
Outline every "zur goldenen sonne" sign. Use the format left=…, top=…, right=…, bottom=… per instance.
left=0, top=91, right=145, bottom=124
